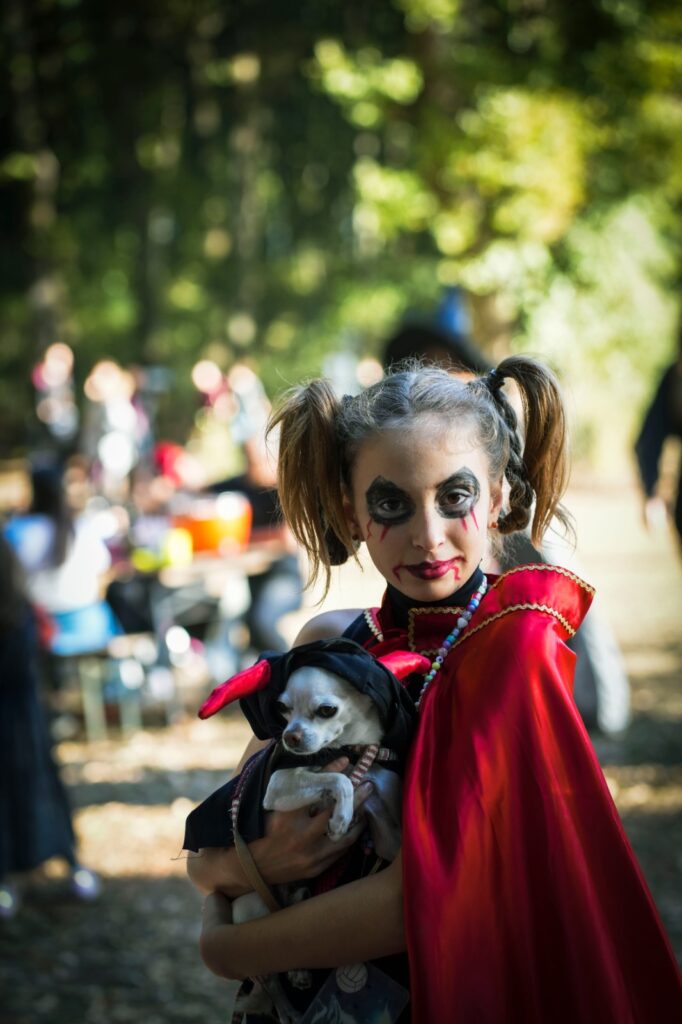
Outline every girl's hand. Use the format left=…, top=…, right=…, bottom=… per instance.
left=187, top=757, right=373, bottom=897
left=259, top=757, right=373, bottom=884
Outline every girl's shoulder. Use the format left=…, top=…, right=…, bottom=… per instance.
left=294, top=608, right=364, bottom=645
left=483, top=562, right=594, bottom=638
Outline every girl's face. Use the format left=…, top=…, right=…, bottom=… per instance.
left=345, top=416, right=502, bottom=601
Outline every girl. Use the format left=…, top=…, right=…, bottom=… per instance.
left=194, top=358, right=681, bottom=1022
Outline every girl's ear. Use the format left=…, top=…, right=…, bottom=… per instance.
left=488, top=480, right=504, bottom=528
left=342, top=495, right=361, bottom=540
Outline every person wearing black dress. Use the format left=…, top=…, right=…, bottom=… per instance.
left=634, top=327, right=682, bottom=553
left=0, top=537, right=99, bottom=918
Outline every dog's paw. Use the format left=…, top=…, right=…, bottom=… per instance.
left=326, top=807, right=354, bottom=840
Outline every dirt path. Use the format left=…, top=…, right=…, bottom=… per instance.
left=1, top=479, right=680, bottom=1023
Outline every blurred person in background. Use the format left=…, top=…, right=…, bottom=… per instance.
left=383, top=287, right=492, bottom=379
left=209, top=432, right=303, bottom=656
left=381, top=289, right=631, bottom=736
left=80, top=360, right=145, bottom=502
left=0, top=536, right=99, bottom=918
left=634, top=320, right=682, bottom=555
left=4, top=462, right=120, bottom=657
left=208, top=364, right=304, bottom=655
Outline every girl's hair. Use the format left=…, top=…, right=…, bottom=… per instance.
left=269, top=357, right=571, bottom=592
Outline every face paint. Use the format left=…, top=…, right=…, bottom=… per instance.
left=365, top=477, right=414, bottom=527
left=435, top=470, right=481, bottom=520
left=347, top=418, right=500, bottom=601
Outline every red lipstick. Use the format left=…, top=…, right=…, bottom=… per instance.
left=403, top=559, right=462, bottom=580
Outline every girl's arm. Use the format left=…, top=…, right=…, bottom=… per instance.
left=200, top=852, right=405, bottom=979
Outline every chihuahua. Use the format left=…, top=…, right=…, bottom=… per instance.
left=196, top=639, right=428, bottom=1023
left=262, top=664, right=402, bottom=855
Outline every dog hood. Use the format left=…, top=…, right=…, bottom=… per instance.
left=199, top=637, right=426, bottom=760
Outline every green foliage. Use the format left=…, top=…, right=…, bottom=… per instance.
left=0, top=0, right=680, bottom=463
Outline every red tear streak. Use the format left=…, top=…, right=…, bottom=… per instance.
left=461, top=517, right=469, bottom=532
left=471, top=509, right=479, bottom=532
left=380, top=525, right=390, bottom=542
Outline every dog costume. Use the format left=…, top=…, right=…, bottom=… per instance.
left=185, top=638, right=422, bottom=852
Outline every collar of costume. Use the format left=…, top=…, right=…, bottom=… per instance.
left=386, top=566, right=485, bottom=629
left=365, top=563, right=595, bottom=657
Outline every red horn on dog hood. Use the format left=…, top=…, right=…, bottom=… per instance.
left=377, top=650, right=431, bottom=680
left=198, top=660, right=272, bottom=719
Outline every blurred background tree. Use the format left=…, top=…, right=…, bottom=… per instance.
left=1, top=0, right=680, bottom=469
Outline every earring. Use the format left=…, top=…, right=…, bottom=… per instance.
left=489, top=521, right=498, bottom=530
left=351, top=535, right=361, bottom=550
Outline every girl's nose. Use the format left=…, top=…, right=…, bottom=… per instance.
left=412, top=506, right=445, bottom=553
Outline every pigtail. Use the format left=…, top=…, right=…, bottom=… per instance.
left=267, top=380, right=356, bottom=593
left=487, top=357, right=572, bottom=546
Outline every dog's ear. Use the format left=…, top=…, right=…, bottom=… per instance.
left=198, top=660, right=272, bottom=718
left=377, top=651, right=430, bottom=681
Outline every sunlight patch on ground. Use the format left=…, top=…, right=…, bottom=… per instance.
left=58, top=715, right=253, bottom=775
left=75, top=801, right=197, bottom=878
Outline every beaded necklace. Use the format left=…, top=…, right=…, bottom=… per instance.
left=363, top=576, right=489, bottom=709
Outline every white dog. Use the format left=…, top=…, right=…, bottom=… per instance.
left=262, top=665, right=404, bottom=853
left=196, top=640, right=427, bottom=1022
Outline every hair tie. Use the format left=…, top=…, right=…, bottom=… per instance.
left=485, top=367, right=503, bottom=395
left=324, top=524, right=349, bottom=566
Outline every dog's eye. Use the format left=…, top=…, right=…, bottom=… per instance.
left=274, top=700, right=290, bottom=718
left=315, top=705, right=338, bottom=719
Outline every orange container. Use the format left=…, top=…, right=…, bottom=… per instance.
left=173, top=492, right=252, bottom=554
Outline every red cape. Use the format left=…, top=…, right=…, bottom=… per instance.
left=366, top=565, right=681, bottom=1022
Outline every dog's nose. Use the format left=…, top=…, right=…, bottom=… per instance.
left=284, top=729, right=302, bottom=748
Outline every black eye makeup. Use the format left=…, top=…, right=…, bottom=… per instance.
left=365, top=477, right=415, bottom=526
left=436, top=469, right=480, bottom=519
left=364, top=470, right=481, bottom=528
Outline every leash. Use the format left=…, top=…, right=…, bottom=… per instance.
left=231, top=744, right=282, bottom=913
left=348, top=743, right=396, bottom=786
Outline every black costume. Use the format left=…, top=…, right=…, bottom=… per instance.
left=635, top=360, right=682, bottom=545
left=0, top=606, right=76, bottom=879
